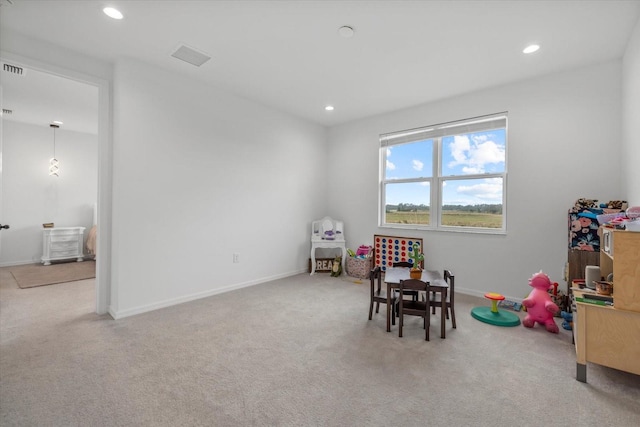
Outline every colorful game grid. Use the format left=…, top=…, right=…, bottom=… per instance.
left=373, top=235, right=423, bottom=272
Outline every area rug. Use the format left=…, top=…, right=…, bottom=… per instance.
left=10, top=260, right=95, bottom=289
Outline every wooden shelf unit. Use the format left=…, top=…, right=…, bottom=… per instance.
left=599, top=228, right=640, bottom=312
left=572, top=228, right=640, bottom=382
left=573, top=289, right=640, bottom=382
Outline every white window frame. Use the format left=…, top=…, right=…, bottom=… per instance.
left=379, top=113, right=508, bottom=234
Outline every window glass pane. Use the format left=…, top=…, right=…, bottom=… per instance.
left=379, top=114, right=506, bottom=232
left=441, top=178, right=503, bottom=228
left=442, top=129, right=505, bottom=176
left=385, top=139, right=433, bottom=180
left=384, top=181, right=430, bottom=225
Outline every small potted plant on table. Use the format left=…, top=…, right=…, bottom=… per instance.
left=408, top=242, right=424, bottom=279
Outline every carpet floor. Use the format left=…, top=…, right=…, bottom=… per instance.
left=1, top=270, right=639, bottom=426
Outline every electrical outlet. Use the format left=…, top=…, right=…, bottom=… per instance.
left=233, top=253, right=240, bottom=263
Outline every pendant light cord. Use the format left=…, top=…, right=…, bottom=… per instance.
left=49, top=123, right=60, bottom=177
left=50, top=123, right=60, bottom=158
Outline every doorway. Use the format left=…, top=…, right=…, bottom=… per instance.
left=0, top=53, right=111, bottom=315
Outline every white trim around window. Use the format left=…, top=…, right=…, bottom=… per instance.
left=379, top=112, right=508, bottom=234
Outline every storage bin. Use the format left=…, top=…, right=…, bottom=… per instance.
left=346, top=255, right=373, bottom=279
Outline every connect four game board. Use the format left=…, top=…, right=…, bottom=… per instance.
left=373, top=235, right=424, bottom=272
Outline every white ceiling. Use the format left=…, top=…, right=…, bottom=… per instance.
left=1, top=0, right=639, bottom=133
left=1, top=62, right=99, bottom=134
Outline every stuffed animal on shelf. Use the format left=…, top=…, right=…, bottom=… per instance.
left=521, top=271, right=560, bottom=333
left=330, top=255, right=342, bottom=277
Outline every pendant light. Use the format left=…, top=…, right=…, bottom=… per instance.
left=49, top=123, right=59, bottom=177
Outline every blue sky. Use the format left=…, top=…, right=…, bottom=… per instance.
left=385, top=129, right=505, bottom=206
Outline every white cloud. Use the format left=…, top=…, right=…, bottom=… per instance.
left=462, top=166, right=482, bottom=174
left=456, top=178, right=503, bottom=201
left=386, top=147, right=396, bottom=170
left=470, top=140, right=504, bottom=165
left=447, top=134, right=505, bottom=173
left=412, top=159, right=424, bottom=171
left=449, top=135, right=471, bottom=164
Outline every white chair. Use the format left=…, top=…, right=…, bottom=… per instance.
left=310, top=216, right=346, bottom=275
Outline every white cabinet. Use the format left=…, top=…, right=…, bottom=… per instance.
left=42, top=227, right=85, bottom=265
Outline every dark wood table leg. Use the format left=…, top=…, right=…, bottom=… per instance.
left=386, top=282, right=391, bottom=332
left=441, top=288, right=447, bottom=339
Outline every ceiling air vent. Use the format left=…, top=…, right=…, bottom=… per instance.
left=3, top=63, right=24, bottom=75
left=2, top=109, right=13, bottom=115
left=171, top=44, right=211, bottom=67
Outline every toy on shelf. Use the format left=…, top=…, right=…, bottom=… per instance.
left=522, top=271, right=560, bottom=333
left=548, top=281, right=568, bottom=315
left=568, top=198, right=627, bottom=251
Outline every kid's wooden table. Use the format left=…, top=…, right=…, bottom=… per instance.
left=384, top=267, right=449, bottom=339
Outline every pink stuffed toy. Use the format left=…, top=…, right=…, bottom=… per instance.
left=522, top=271, right=559, bottom=333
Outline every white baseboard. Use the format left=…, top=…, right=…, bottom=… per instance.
left=108, top=268, right=307, bottom=319
left=0, top=260, right=40, bottom=268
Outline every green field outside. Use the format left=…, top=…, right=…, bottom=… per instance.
left=385, top=211, right=502, bottom=228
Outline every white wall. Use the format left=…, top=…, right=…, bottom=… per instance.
left=3, top=27, right=634, bottom=316
left=327, top=61, right=623, bottom=300
left=110, top=58, right=327, bottom=317
left=622, top=18, right=640, bottom=206
left=0, top=121, right=97, bottom=266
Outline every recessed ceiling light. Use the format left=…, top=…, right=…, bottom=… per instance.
left=325, top=105, right=334, bottom=111
left=523, top=44, right=540, bottom=54
left=103, top=7, right=123, bottom=20
left=338, top=26, right=354, bottom=38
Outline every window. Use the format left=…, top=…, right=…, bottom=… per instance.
left=380, top=113, right=507, bottom=233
